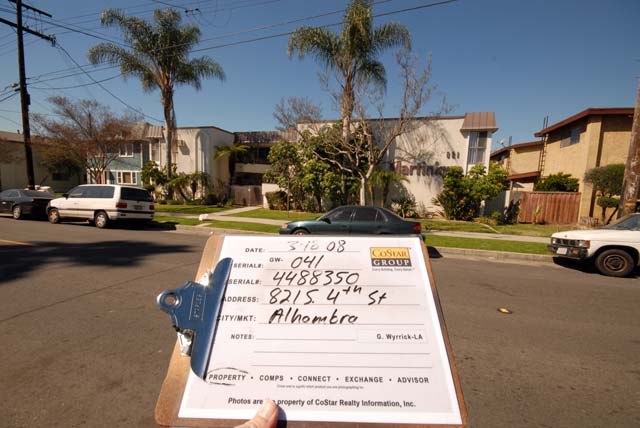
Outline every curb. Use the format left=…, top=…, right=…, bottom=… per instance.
left=433, top=247, right=554, bottom=264
left=162, top=224, right=554, bottom=264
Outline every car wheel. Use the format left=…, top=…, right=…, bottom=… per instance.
left=48, top=208, right=60, bottom=224
left=595, top=249, right=635, bottom=277
left=12, top=205, right=22, bottom=219
left=94, top=211, right=109, bottom=229
left=293, top=228, right=309, bottom=235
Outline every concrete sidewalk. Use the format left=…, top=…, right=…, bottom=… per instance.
left=162, top=207, right=551, bottom=244
left=156, top=206, right=554, bottom=264
left=427, top=230, right=549, bottom=243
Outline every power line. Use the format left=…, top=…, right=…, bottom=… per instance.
left=11, top=0, right=456, bottom=92
left=30, top=74, right=123, bottom=90
left=20, top=0, right=389, bottom=82
left=37, top=16, right=130, bottom=47
left=0, top=91, right=19, bottom=103
left=55, top=43, right=163, bottom=123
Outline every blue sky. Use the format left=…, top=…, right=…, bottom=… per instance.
left=0, top=0, right=638, bottom=151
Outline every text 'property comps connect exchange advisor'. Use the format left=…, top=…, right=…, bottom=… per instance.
left=179, top=235, right=464, bottom=426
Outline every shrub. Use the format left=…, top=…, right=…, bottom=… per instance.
left=535, top=172, right=579, bottom=192
left=266, top=191, right=288, bottom=210
left=203, top=193, right=219, bottom=205
left=167, top=199, right=180, bottom=205
left=391, top=196, right=417, bottom=218
left=502, top=200, right=520, bottom=225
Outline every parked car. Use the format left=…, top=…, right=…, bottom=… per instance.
left=0, top=188, right=54, bottom=219
left=47, top=184, right=154, bottom=228
left=548, top=213, right=640, bottom=277
left=279, top=205, right=422, bottom=237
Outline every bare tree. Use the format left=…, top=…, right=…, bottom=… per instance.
left=273, top=97, right=323, bottom=139
left=310, top=49, right=445, bottom=205
left=33, top=97, right=141, bottom=184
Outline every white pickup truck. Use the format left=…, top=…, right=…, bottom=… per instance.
left=548, top=213, right=640, bottom=277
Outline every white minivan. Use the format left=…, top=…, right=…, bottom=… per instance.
left=48, top=184, right=154, bottom=228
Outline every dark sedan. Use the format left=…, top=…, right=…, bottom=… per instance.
left=279, top=205, right=423, bottom=237
left=0, top=189, right=54, bottom=219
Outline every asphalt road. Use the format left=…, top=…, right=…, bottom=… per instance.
left=0, top=217, right=638, bottom=428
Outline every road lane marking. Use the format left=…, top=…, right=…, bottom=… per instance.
left=0, top=239, right=33, bottom=246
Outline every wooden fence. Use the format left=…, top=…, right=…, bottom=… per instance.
left=515, top=191, right=581, bottom=224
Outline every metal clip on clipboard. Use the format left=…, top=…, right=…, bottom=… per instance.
left=156, top=257, right=233, bottom=380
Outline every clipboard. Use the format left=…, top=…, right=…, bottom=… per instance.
left=155, top=235, right=467, bottom=428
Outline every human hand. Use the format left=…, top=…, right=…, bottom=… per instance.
left=234, top=399, right=279, bottom=428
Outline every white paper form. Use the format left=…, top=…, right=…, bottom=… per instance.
left=179, top=236, right=462, bottom=425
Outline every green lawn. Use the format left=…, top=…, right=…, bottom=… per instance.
left=422, top=219, right=497, bottom=233
left=153, top=217, right=548, bottom=255
left=155, top=205, right=232, bottom=214
left=155, top=206, right=574, bottom=239
left=206, top=220, right=281, bottom=234
left=424, top=234, right=550, bottom=255
left=231, top=208, right=320, bottom=221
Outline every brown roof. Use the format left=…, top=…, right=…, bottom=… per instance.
left=461, top=112, right=498, bottom=132
left=512, top=140, right=544, bottom=151
left=235, top=129, right=296, bottom=144
left=534, top=108, right=634, bottom=137
left=490, top=140, right=543, bottom=158
left=490, top=146, right=510, bottom=158
left=508, top=171, right=540, bottom=181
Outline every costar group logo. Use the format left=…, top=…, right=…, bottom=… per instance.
left=370, top=247, right=412, bottom=267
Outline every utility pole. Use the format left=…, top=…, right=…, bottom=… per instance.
left=620, top=80, right=640, bottom=217
left=0, top=0, right=54, bottom=189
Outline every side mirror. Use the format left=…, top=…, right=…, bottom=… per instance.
left=321, top=218, right=331, bottom=224
left=63, top=193, right=69, bottom=199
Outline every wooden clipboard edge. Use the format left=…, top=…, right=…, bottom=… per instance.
left=155, top=234, right=226, bottom=427
left=155, top=235, right=467, bottom=428
left=419, top=240, right=468, bottom=427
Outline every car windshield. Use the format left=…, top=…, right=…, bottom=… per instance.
left=602, top=214, right=640, bottom=231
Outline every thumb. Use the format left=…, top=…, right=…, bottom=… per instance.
left=235, top=400, right=279, bottom=428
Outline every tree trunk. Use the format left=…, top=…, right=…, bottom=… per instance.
left=341, top=81, right=353, bottom=156
left=359, top=176, right=367, bottom=206
left=162, top=90, right=174, bottom=199
left=620, top=81, right=640, bottom=217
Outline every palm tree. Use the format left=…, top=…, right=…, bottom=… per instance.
left=214, top=143, right=249, bottom=183
left=369, top=166, right=408, bottom=207
left=288, top=0, right=410, bottom=158
left=87, top=9, right=225, bottom=188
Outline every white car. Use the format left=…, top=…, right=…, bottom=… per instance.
left=47, top=184, right=154, bottom=228
left=548, top=213, right=640, bottom=277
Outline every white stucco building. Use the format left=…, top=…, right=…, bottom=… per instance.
left=296, top=112, right=498, bottom=211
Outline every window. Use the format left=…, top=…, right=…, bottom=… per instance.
left=68, top=186, right=84, bottom=198
left=116, top=171, right=138, bottom=185
left=324, top=207, right=353, bottom=222
left=150, top=141, right=160, bottom=162
left=560, top=127, right=582, bottom=148
left=119, top=144, right=134, bottom=157
left=353, top=207, right=379, bottom=222
left=121, top=187, right=153, bottom=202
left=83, top=186, right=115, bottom=198
left=467, top=131, right=488, bottom=165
